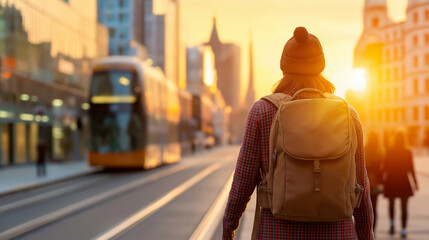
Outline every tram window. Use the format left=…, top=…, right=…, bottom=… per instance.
left=91, top=71, right=135, bottom=97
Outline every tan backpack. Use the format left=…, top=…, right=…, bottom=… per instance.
left=252, top=88, right=364, bottom=238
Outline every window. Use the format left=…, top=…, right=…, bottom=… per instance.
left=394, top=109, right=398, bottom=122
left=109, top=28, right=116, bottom=38
left=426, top=78, right=429, bottom=93
left=379, top=89, right=383, bottom=102
left=415, top=78, right=419, bottom=94
left=394, top=48, right=398, bottom=60
left=426, top=34, right=429, bottom=45
left=402, top=65, right=406, bottom=78
left=372, top=18, right=379, bottom=28
left=414, top=106, right=419, bottom=121
left=402, top=108, right=406, bottom=121
left=426, top=10, right=429, bottom=21
left=394, top=67, right=398, bottom=81
left=119, top=0, right=125, bottom=7
left=386, top=69, right=391, bottom=82
left=414, top=13, right=419, bottom=23
left=378, top=110, right=382, bottom=122
left=386, top=109, right=391, bottom=122
left=414, top=56, right=419, bottom=67
left=119, top=13, right=125, bottom=22
left=378, top=69, right=383, bottom=84
left=386, top=50, right=390, bottom=62
left=394, top=88, right=398, bottom=100
left=387, top=89, right=391, bottom=101
left=426, top=54, right=429, bottom=65
left=426, top=106, right=429, bottom=120
left=414, top=35, right=419, bottom=46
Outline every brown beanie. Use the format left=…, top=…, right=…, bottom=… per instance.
left=280, top=27, right=325, bottom=76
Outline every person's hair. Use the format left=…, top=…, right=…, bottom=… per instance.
left=393, top=131, right=407, bottom=149
left=272, top=74, right=336, bottom=94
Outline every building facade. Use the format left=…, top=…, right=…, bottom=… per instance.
left=354, top=0, right=429, bottom=146
left=97, top=0, right=180, bottom=84
left=0, top=0, right=108, bottom=166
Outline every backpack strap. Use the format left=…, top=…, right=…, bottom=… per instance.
left=261, top=93, right=292, bottom=108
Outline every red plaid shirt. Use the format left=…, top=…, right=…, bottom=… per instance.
left=223, top=93, right=374, bottom=239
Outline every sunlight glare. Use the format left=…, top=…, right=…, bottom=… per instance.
left=348, top=68, right=367, bottom=92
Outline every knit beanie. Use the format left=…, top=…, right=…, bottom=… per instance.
left=280, top=27, right=325, bottom=76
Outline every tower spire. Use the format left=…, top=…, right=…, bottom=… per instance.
left=208, top=16, right=221, bottom=47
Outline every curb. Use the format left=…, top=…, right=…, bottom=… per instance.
left=0, top=168, right=103, bottom=197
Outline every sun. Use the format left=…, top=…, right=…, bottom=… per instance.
left=348, top=68, right=367, bottom=92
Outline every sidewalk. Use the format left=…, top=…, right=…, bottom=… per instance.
left=236, top=152, right=429, bottom=240
left=0, top=160, right=101, bottom=196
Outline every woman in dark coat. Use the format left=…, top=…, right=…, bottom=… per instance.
left=383, top=132, right=418, bottom=238
left=365, top=132, right=384, bottom=231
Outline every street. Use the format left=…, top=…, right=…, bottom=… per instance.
left=0, top=146, right=428, bottom=240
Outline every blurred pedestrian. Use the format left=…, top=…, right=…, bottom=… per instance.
left=365, top=131, right=384, bottom=232
left=36, top=140, right=47, bottom=177
left=222, top=27, right=374, bottom=240
left=383, top=132, right=418, bottom=238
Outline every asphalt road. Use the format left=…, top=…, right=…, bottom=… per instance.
left=0, top=146, right=240, bottom=240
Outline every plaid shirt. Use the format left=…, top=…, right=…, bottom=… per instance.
left=223, top=93, right=374, bottom=240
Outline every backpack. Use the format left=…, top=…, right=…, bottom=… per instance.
left=252, top=88, right=364, bottom=237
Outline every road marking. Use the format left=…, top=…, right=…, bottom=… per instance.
left=93, top=163, right=221, bottom=240
left=0, top=163, right=189, bottom=240
left=0, top=177, right=103, bottom=214
left=189, top=171, right=234, bottom=240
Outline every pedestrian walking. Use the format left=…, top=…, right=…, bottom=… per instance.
left=222, top=27, right=374, bottom=239
left=36, top=140, right=47, bottom=177
left=383, top=132, right=418, bottom=238
left=365, top=131, right=384, bottom=232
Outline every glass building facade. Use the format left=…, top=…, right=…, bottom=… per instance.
left=0, top=0, right=108, bottom=166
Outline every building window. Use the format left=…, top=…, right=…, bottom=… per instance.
left=386, top=89, right=391, bottom=101
left=425, top=106, right=429, bottom=120
left=414, top=56, right=419, bottom=67
left=119, top=0, right=125, bottom=7
left=394, top=88, right=398, bottom=100
left=386, top=50, right=390, bottom=62
left=386, top=69, right=391, bottom=82
left=414, top=106, right=419, bottom=121
left=394, top=48, right=398, bottom=60
left=372, top=18, right=379, bottom=28
left=394, top=67, right=398, bottom=81
left=394, top=109, right=399, bottom=122
left=426, top=54, right=429, bottom=65
left=378, top=110, right=382, bottom=122
left=414, top=13, right=419, bottom=23
left=414, top=35, right=419, bottom=46
left=426, top=34, right=429, bottom=45
left=426, top=10, right=429, bottom=21
left=109, top=28, right=116, bottom=38
left=402, top=65, right=406, bottom=78
left=426, top=78, right=429, bottom=93
left=402, top=108, right=406, bottom=121
left=378, top=69, right=383, bottom=84
left=379, top=89, right=383, bottom=102
left=386, top=109, right=391, bottom=122
left=414, top=78, right=419, bottom=94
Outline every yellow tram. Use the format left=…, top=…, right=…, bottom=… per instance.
left=88, top=56, right=181, bottom=168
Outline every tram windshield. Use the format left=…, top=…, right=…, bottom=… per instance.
left=89, top=70, right=144, bottom=153
left=90, top=71, right=136, bottom=104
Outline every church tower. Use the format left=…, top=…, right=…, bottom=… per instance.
left=363, top=0, right=390, bottom=32
left=244, top=31, right=256, bottom=109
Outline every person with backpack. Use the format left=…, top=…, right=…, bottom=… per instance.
left=222, top=27, right=374, bottom=239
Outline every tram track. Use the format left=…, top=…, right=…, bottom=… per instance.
left=0, top=147, right=239, bottom=240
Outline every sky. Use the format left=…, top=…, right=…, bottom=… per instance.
left=178, top=0, right=408, bottom=102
